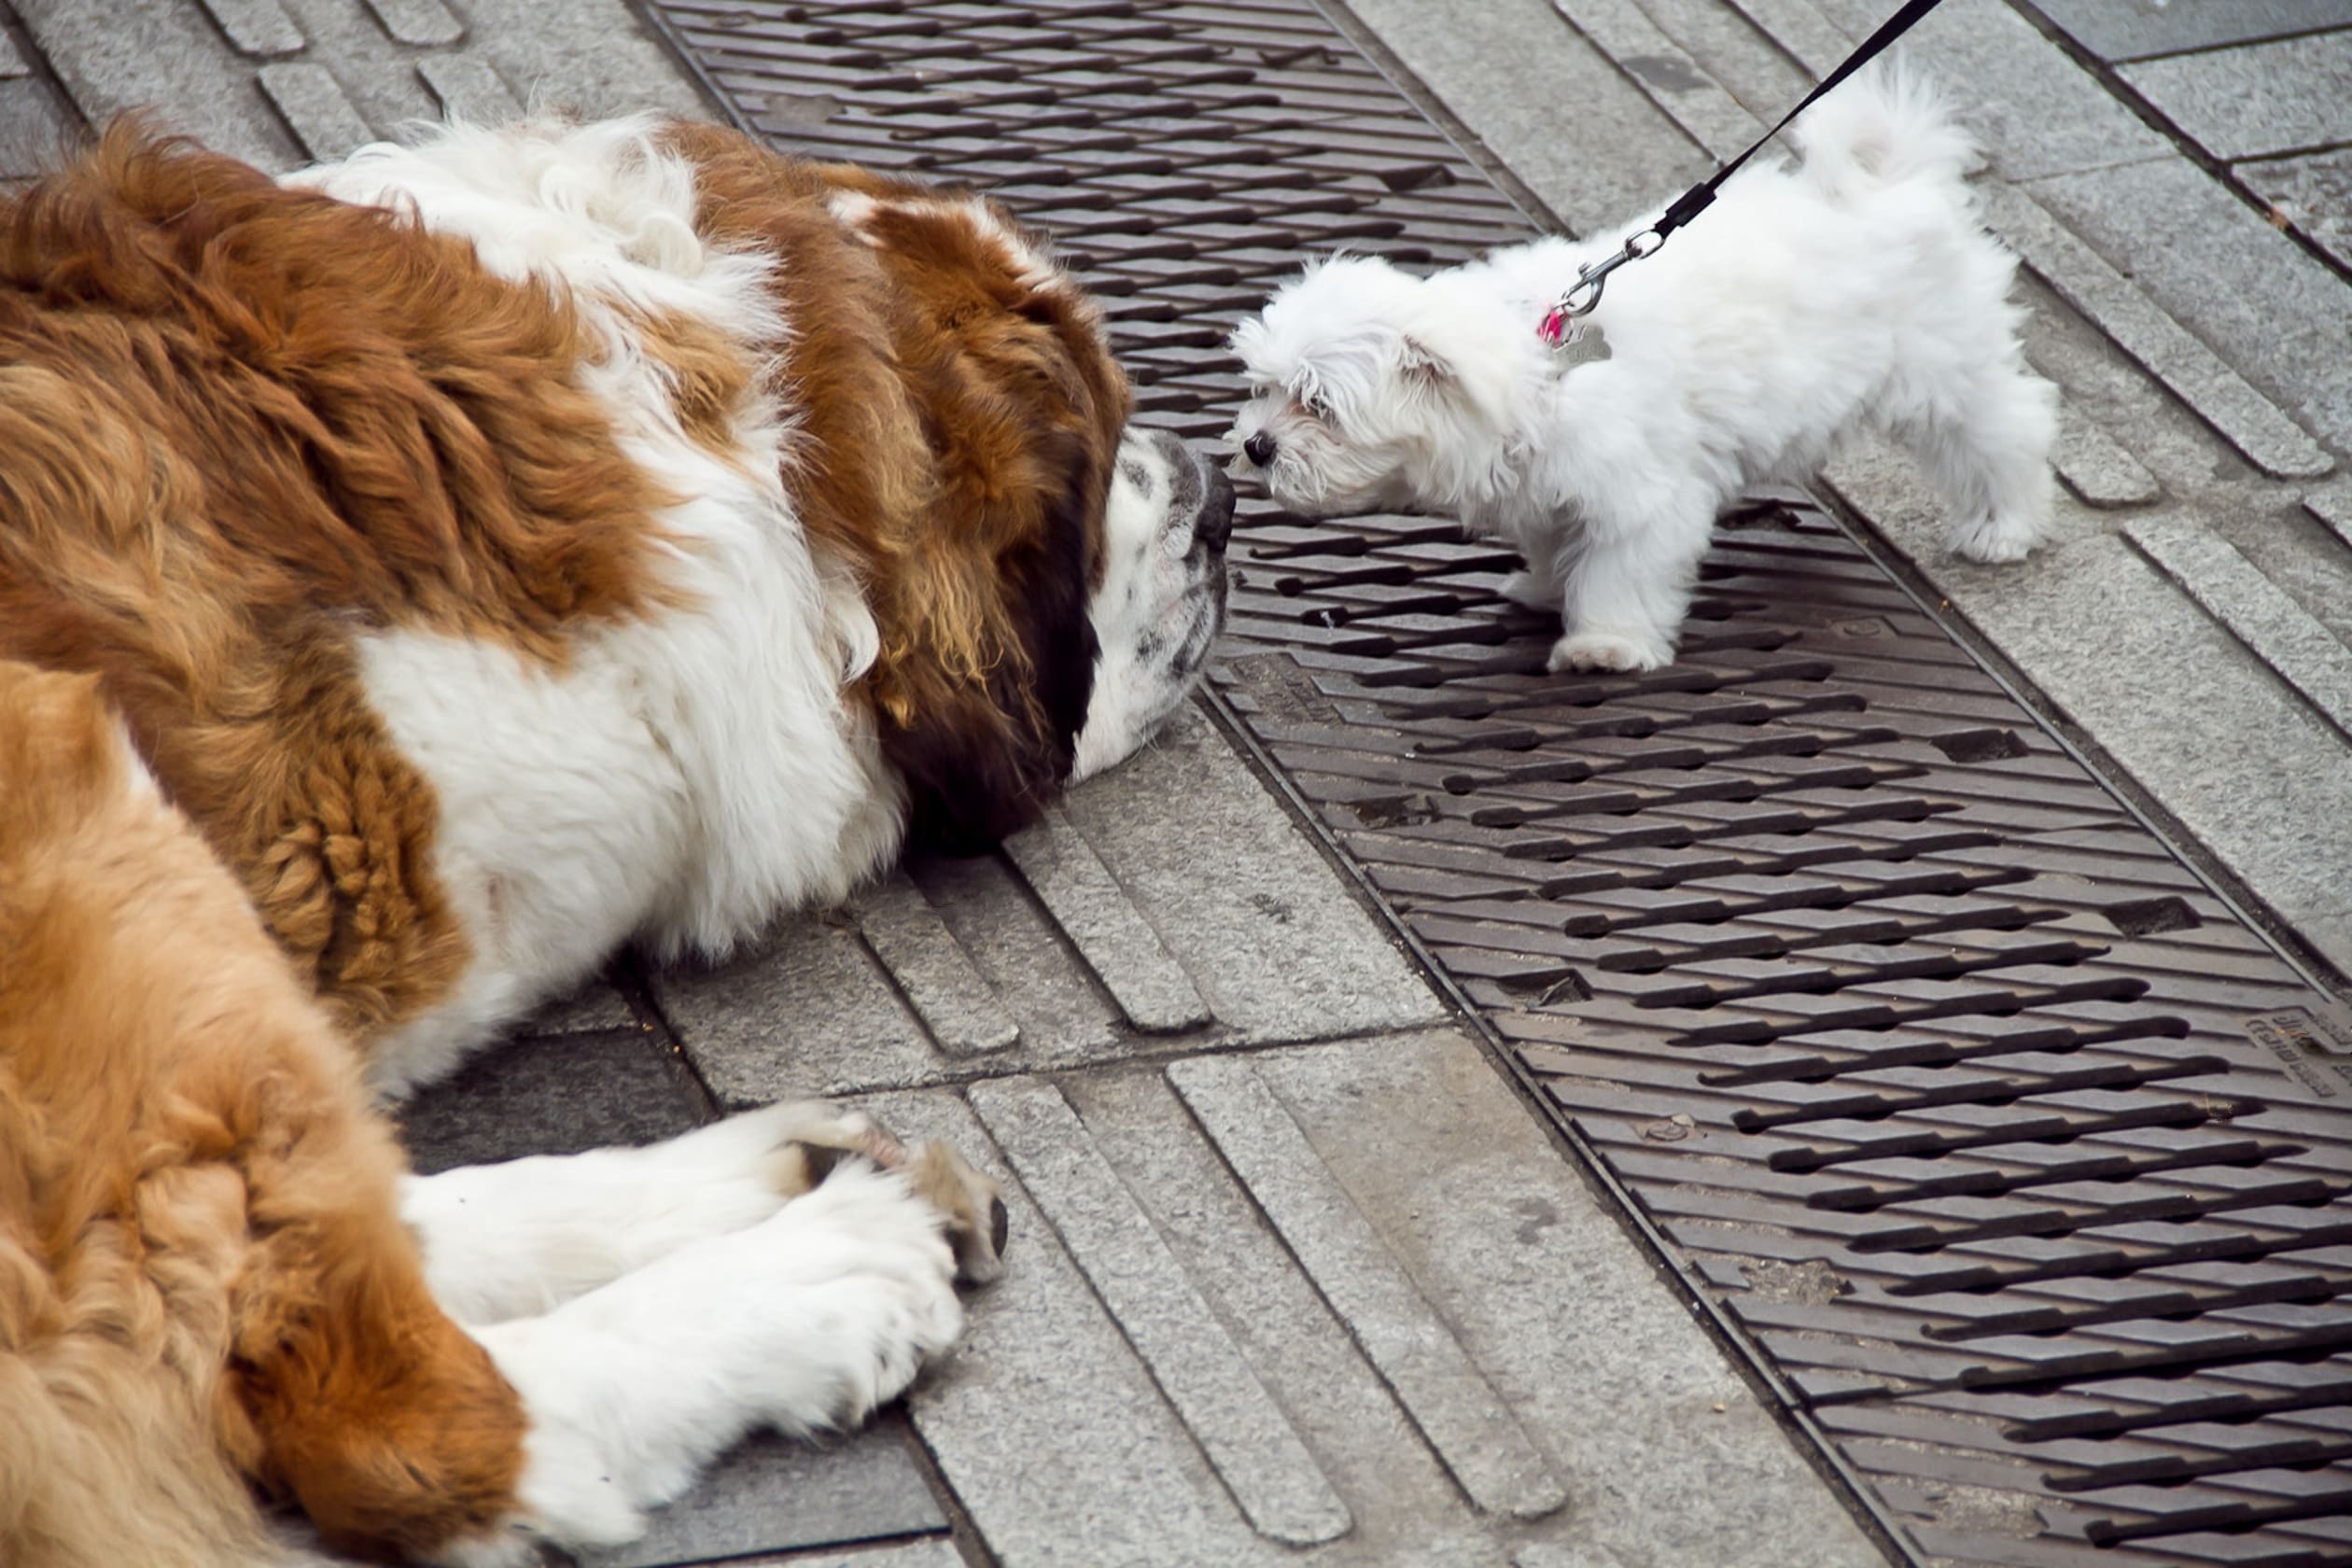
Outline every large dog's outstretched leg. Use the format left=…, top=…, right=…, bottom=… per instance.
left=441, top=1157, right=976, bottom=1561
left=404, top=1104, right=1008, bottom=1325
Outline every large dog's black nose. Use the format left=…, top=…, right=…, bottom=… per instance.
left=1197, top=463, right=1235, bottom=553
left=1242, top=430, right=1276, bottom=468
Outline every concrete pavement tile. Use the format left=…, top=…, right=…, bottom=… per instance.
left=575, top=1430, right=946, bottom=1568
left=2244, top=147, right=2352, bottom=273
left=1985, top=180, right=2334, bottom=479
left=2122, top=30, right=2352, bottom=161
left=847, top=1087, right=1289, bottom=1568
left=2046, top=383, right=2164, bottom=509
left=1825, top=440, right=2352, bottom=978
left=2021, top=158, right=2352, bottom=455
left=1804, top=0, right=2171, bottom=180
left=194, top=0, right=304, bottom=58
left=2124, top=517, right=2352, bottom=739
left=1547, top=0, right=1764, bottom=162
left=417, top=52, right=523, bottom=123
left=1002, top=804, right=1211, bottom=1033
left=258, top=62, right=375, bottom=162
left=399, top=1027, right=705, bottom=1174
left=852, top=871, right=1021, bottom=1057
left=1211, top=1032, right=1892, bottom=1566
left=1337, top=0, right=1715, bottom=235
left=721, top=1544, right=967, bottom=1568
left=1720, top=0, right=1855, bottom=77
left=2033, top=0, right=2352, bottom=62
left=0, top=23, right=25, bottom=77
left=14, top=0, right=301, bottom=166
left=658, top=705, right=1442, bottom=1100
left=357, top=0, right=462, bottom=49
left=0, top=77, right=73, bottom=182
left=1168, top=1054, right=1572, bottom=1523
left=968, top=1077, right=1352, bottom=1547
left=519, top=973, right=639, bottom=1036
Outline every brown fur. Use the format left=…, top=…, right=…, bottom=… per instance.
left=0, top=122, right=676, bottom=1041
left=663, top=123, right=1130, bottom=847
left=0, top=660, right=526, bottom=1567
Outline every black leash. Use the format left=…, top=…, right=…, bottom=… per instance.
left=1540, top=0, right=1952, bottom=345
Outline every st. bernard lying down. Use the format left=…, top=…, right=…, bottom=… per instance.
left=0, top=116, right=1229, bottom=1564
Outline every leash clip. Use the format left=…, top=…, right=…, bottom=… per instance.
left=1539, top=228, right=1666, bottom=345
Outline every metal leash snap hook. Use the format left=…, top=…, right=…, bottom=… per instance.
left=1539, top=229, right=1665, bottom=345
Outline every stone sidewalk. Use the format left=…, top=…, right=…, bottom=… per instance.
left=1, top=3, right=2346, bottom=1567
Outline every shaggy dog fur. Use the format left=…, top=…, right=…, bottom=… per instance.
left=1228, top=66, right=2052, bottom=674
left=0, top=117, right=1226, bottom=1564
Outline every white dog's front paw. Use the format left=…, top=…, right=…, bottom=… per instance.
left=1549, top=630, right=1670, bottom=674
left=1949, top=512, right=2041, bottom=565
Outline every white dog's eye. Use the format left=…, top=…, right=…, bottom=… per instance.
left=1300, top=391, right=1332, bottom=422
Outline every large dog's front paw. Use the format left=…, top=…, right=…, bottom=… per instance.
left=1548, top=629, right=1670, bottom=674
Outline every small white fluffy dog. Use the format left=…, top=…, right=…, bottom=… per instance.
left=1228, top=65, right=2055, bottom=673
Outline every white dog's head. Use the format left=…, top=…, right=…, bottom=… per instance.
left=1225, top=255, right=1529, bottom=517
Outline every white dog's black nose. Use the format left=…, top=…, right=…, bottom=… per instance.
left=1242, top=430, right=1276, bottom=468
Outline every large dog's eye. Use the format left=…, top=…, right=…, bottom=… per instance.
left=1301, top=390, right=1332, bottom=422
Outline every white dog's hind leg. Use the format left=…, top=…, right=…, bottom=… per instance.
left=405, top=1100, right=903, bottom=1325
left=1549, top=493, right=1715, bottom=674
left=1913, top=364, right=2059, bottom=565
left=438, top=1163, right=965, bottom=1563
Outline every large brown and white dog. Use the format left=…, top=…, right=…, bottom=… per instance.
left=0, top=115, right=1229, bottom=1565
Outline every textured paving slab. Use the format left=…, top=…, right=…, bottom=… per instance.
left=2121, top=29, right=2352, bottom=161
left=2033, top=0, right=2352, bottom=62
left=2246, top=147, right=2352, bottom=273
left=652, top=706, right=1446, bottom=1104
left=861, top=1035, right=1888, bottom=1568
left=10, top=0, right=701, bottom=173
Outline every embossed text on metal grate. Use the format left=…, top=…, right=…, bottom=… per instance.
left=640, top=3, right=2352, bottom=1563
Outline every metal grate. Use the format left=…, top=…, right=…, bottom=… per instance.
left=641, top=3, right=2352, bottom=1562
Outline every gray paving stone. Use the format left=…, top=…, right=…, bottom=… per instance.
left=0, top=77, right=72, bottom=183
left=1340, top=0, right=1715, bottom=235
left=194, top=0, right=303, bottom=58
left=654, top=705, right=1444, bottom=1101
left=1002, top=804, right=1211, bottom=1034
left=358, top=0, right=461, bottom=49
left=721, top=1544, right=967, bottom=1568
left=2305, top=477, right=2352, bottom=553
left=1168, top=1055, right=1570, bottom=1524
left=258, top=60, right=374, bottom=161
left=861, top=1039, right=1885, bottom=1568
left=2122, top=30, right=2352, bottom=161
left=2022, top=157, right=2352, bottom=458
left=1547, top=0, right=1764, bottom=162
left=2244, top=147, right=2352, bottom=273
left=1805, top=0, right=2172, bottom=180
left=1985, top=181, right=2334, bottom=480
left=417, top=52, right=521, bottom=124
left=1719, top=0, right=1853, bottom=77
left=853, top=872, right=1020, bottom=1056
left=398, top=1028, right=706, bottom=1174
left=968, top=1077, right=1352, bottom=1547
left=15, top=0, right=300, bottom=166
left=575, top=1430, right=946, bottom=1568
left=0, top=16, right=31, bottom=76
left=2125, top=517, right=2352, bottom=740
left=2033, top=0, right=2352, bottom=62
left=2045, top=374, right=2163, bottom=509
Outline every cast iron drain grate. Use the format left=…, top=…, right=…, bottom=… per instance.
left=641, top=3, right=2352, bottom=1562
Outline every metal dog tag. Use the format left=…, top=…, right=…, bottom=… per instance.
left=1552, top=320, right=1611, bottom=368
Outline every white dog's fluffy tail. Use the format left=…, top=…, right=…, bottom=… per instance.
left=1786, top=62, right=1979, bottom=203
